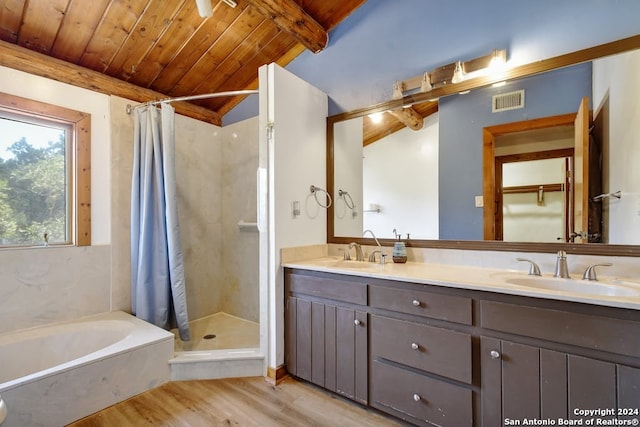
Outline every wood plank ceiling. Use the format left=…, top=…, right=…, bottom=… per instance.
left=0, top=0, right=367, bottom=125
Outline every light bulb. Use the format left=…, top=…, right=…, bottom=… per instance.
left=451, top=61, right=465, bottom=84
left=420, top=72, right=432, bottom=92
left=195, top=0, right=213, bottom=18
left=368, top=112, right=384, bottom=124
left=489, top=49, right=506, bottom=70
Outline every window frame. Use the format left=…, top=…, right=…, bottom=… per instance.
left=0, top=92, right=91, bottom=247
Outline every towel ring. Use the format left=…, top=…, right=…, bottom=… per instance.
left=310, top=185, right=332, bottom=209
left=338, top=189, right=355, bottom=209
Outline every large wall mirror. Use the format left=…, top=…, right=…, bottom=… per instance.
left=327, top=35, right=640, bottom=256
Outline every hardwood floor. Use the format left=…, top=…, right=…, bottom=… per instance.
left=67, top=377, right=405, bottom=427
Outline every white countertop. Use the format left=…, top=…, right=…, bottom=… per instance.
left=282, top=256, right=640, bottom=311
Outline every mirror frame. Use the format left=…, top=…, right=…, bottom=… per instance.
left=327, top=34, right=640, bottom=257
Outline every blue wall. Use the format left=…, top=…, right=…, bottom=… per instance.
left=224, top=0, right=640, bottom=124
left=438, top=63, right=592, bottom=239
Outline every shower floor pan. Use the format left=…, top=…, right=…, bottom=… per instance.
left=169, top=312, right=263, bottom=381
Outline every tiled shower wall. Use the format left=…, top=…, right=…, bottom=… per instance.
left=110, top=96, right=259, bottom=323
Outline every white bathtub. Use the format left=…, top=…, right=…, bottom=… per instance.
left=0, top=311, right=174, bottom=427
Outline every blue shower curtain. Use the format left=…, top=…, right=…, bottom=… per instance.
left=131, top=103, right=190, bottom=341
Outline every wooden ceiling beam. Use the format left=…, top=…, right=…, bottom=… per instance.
left=389, top=80, right=423, bottom=131
left=0, top=40, right=222, bottom=125
left=387, top=107, right=424, bottom=131
left=244, top=0, right=328, bottom=54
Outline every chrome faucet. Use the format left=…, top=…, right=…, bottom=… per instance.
left=348, top=242, right=365, bottom=261
left=516, top=258, right=541, bottom=276
left=582, top=263, right=613, bottom=281
left=553, top=250, right=570, bottom=278
left=363, top=229, right=385, bottom=264
left=368, top=250, right=382, bottom=263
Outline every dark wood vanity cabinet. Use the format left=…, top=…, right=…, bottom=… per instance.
left=368, top=285, right=475, bottom=427
left=480, top=337, right=640, bottom=425
left=285, top=272, right=368, bottom=404
left=284, top=268, right=640, bottom=427
left=480, top=300, right=640, bottom=425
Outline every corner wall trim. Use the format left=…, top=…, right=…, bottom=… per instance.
left=266, top=366, right=289, bottom=385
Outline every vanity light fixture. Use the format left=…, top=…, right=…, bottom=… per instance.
left=396, top=49, right=508, bottom=94
left=451, top=61, right=465, bottom=84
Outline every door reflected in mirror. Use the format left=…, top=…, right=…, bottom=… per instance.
left=499, top=156, right=571, bottom=243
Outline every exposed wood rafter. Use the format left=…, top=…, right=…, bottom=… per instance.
left=390, top=80, right=423, bottom=131
left=0, top=40, right=222, bottom=125
left=387, top=107, right=424, bottom=131
left=244, top=0, right=328, bottom=53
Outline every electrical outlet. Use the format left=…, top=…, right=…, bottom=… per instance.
left=475, top=196, right=484, bottom=208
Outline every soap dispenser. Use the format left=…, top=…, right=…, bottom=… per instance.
left=392, top=229, right=407, bottom=263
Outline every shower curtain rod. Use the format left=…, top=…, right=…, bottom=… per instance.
left=125, top=89, right=259, bottom=114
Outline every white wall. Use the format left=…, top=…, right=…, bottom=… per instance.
left=259, top=63, right=328, bottom=369
left=362, top=113, right=439, bottom=239
left=592, top=49, right=640, bottom=244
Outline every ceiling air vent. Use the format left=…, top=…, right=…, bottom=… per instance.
left=492, top=90, right=525, bottom=112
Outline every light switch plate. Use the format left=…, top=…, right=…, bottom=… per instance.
left=291, top=200, right=300, bottom=218
left=475, top=196, right=484, bottom=208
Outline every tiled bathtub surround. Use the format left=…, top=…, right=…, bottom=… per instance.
left=0, top=245, right=111, bottom=335
left=0, top=311, right=173, bottom=427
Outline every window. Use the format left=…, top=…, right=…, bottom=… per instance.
left=0, top=92, right=91, bottom=247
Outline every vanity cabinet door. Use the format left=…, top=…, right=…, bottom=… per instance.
left=618, top=365, right=640, bottom=422
left=481, top=337, right=623, bottom=425
left=336, top=307, right=368, bottom=405
left=285, top=297, right=326, bottom=385
left=285, top=296, right=367, bottom=404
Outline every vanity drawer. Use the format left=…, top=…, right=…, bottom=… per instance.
left=480, top=301, right=640, bottom=358
left=288, top=273, right=367, bottom=305
left=370, top=315, right=472, bottom=383
left=370, top=360, right=473, bottom=427
left=369, top=284, right=472, bottom=324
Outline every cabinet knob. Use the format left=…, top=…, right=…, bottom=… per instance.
left=412, top=299, right=421, bottom=307
left=411, top=342, right=420, bottom=350
left=412, top=393, right=421, bottom=402
left=354, top=319, right=361, bottom=326
left=490, top=350, right=501, bottom=359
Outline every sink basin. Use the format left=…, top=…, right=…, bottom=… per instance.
left=505, top=276, right=640, bottom=297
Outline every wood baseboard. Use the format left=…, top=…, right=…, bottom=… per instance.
left=266, top=365, right=289, bottom=385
